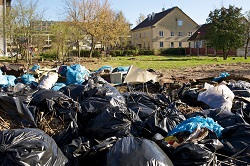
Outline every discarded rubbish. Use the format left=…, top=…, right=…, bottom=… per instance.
left=38, top=72, right=59, bottom=89
left=0, top=65, right=249, bottom=166
left=124, top=65, right=158, bottom=83
left=107, top=136, right=174, bottom=166
left=198, top=83, right=235, bottom=111
left=213, top=72, right=230, bottom=82
left=66, top=64, right=90, bottom=85
left=31, top=64, right=40, bottom=72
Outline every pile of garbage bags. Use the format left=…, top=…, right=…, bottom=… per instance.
left=0, top=64, right=250, bottom=166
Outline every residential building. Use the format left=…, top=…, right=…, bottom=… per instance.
left=0, top=0, right=11, bottom=56
left=131, top=7, right=199, bottom=50
left=188, top=23, right=250, bottom=56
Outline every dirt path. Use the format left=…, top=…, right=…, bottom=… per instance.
left=160, top=63, right=250, bottom=82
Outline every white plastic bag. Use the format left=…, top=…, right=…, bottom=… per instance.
left=38, top=72, right=58, bottom=89
left=198, top=83, right=234, bottom=111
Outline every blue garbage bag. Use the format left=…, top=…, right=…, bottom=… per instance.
left=112, top=66, right=130, bottom=73
left=0, top=75, right=9, bottom=86
left=6, top=75, right=16, bottom=86
left=31, top=64, right=40, bottom=72
left=96, top=66, right=113, bottom=73
left=66, top=64, right=89, bottom=85
left=213, top=72, right=230, bottom=82
left=21, top=74, right=36, bottom=84
left=168, top=116, right=224, bottom=137
left=52, top=83, right=66, bottom=91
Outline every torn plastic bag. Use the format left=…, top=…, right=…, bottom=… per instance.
left=60, top=84, right=86, bottom=102
left=63, top=137, right=117, bottom=166
left=219, top=124, right=250, bottom=164
left=107, top=136, right=173, bottom=166
left=0, top=128, right=68, bottom=166
left=127, top=81, right=165, bottom=94
left=21, top=74, right=36, bottom=84
left=168, top=116, right=224, bottom=138
left=38, top=72, right=58, bottom=89
left=124, top=92, right=170, bottom=120
left=66, top=64, right=89, bottom=85
left=144, top=103, right=186, bottom=137
left=172, top=142, right=217, bottom=166
left=30, top=89, right=81, bottom=144
left=228, top=80, right=250, bottom=97
left=203, top=108, right=248, bottom=128
left=0, top=96, right=36, bottom=128
left=198, top=83, right=234, bottom=111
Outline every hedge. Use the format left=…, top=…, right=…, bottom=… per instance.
left=161, top=48, right=185, bottom=55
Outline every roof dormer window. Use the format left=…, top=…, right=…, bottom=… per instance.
left=177, top=20, right=183, bottom=26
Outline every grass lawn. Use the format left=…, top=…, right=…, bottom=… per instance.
left=96, top=55, right=250, bottom=70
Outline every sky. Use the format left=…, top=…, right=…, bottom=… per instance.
left=38, top=0, right=250, bottom=27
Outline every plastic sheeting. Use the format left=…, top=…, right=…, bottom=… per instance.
left=0, top=128, right=68, bottom=166
left=112, top=66, right=130, bottom=73
left=52, top=83, right=67, bottom=91
left=198, top=83, right=235, bottom=111
left=168, top=116, right=224, bottom=138
left=96, top=66, right=113, bottom=74
left=107, top=137, right=173, bottom=166
left=0, top=75, right=16, bottom=87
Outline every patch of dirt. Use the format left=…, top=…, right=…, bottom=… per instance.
left=160, top=63, right=250, bottom=83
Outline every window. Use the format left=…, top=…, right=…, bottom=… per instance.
left=189, top=42, right=191, bottom=48
left=177, top=20, right=183, bottom=26
left=159, top=31, right=164, bottom=37
left=178, top=32, right=183, bottom=36
left=171, top=32, right=174, bottom=36
left=179, top=42, right=182, bottom=48
left=139, top=33, right=141, bottom=38
left=160, top=42, right=164, bottom=48
left=188, top=32, right=193, bottom=36
left=170, top=42, right=174, bottom=48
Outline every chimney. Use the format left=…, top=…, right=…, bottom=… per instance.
left=148, top=14, right=152, bottom=20
left=162, top=8, right=165, bottom=11
left=152, top=12, right=155, bottom=19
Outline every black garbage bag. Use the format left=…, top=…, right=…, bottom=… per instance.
left=0, top=128, right=68, bottom=166
left=60, top=84, right=86, bottom=102
left=83, top=106, right=137, bottom=140
left=30, top=89, right=81, bottom=145
left=172, top=142, right=217, bottom=166
left=127, top=81, right=165, bottom=94
left=63, top=136, right=117, bottom=166
left=232, top=100, right=250, bottom=124
left=228, top=81, right=250, bottom=97
left=107, top=136, right=173, bottom=166
left=203, top=108, right=248, bottom=128
left=144, top=103, right=186, bottom=137
left=124, top=92, right=170, bottom=121
left=0, top=96, right=36, bottom=128
left=219, top=124, right=250, bottom=164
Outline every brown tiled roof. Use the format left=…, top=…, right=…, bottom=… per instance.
left=131, top=7, right=177, bottom=31
left=188, top=24, right=211, bottom=41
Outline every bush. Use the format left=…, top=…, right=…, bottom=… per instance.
left=71, top=50, right=101, bottom=57
left=39, top=52, right=57, bottom=59
left=139, top=50, right=154, bottom=55
left=161, top=48, right=186, bottom=55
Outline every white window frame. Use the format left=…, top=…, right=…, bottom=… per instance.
left=178, top=32, right=183, bottom=36
left=170, top=42, right=174, bottom=48
left=177, top=20, right=183, bottom=26
left=171, top=32, right=174, bottom=36
left=159, top=31, right=164, bottom=37
left=179, top=42, right=182, bottom=48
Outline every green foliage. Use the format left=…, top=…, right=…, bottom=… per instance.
left=39, top=52, right=57, bottom=59
left=139, top=50, right=154, bottom=55
left=206, top=5, right=246, bottom=60
left=71, top=50, right=101, bottom=57
left=161, top=48, right=186, bottom=55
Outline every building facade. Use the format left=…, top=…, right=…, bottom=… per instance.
left=0, top=0, right=11, bottom=56
left=131, top=7, right=199, bottom=50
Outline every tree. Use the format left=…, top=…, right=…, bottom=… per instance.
left=244, top=11, right=250, bottom=59
left=206, top=5, right=245, bottom=60
left=5, top=0, right=43, bottom=63
left=136, top=13, right=145, bottom=25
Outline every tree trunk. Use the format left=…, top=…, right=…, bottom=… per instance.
left=89, top=36, right=94, bottom=58
left=223, top=48, right=227, bottom=60
left=77, top=40, right=80, bottom=58
left=245, top=35, right=249, bottom=59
